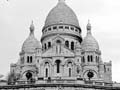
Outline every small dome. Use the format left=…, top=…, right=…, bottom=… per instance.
left=22, top=22, right=41, bottom=53
left=81, top=34, right=99, bottom=50
left=81, top=21, right=99, bottom=50
left=44, top=0, right=79, bottom=28
left=22, top=35, right=41, bottom=53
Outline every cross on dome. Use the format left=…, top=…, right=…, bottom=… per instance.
left=87, top=19, right=92, bottom=35
left=30, top=20, right=35, bottom=34
left=87, top=20, right=91, bottom=30
left=59, top=0, right=65, bottom=3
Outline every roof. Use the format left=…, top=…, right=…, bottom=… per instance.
left=81, top=22, right=99, bottom=51
left=22, top=22, right=41, bottom=53
left=44, top=0, right=80, bottom=28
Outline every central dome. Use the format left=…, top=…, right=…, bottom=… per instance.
left=44, top=0, right=80, bottom=28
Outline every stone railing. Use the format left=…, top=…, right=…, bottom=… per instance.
left=1, top=79, right=120, bottom=90
left=8, top=78, right=112, bottom=87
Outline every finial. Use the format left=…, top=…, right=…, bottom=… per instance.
left=30, top=20, right=35, bottom=34
left=87, top=19, right=92, bottom=34
left=87, top=20, right=91, bottom=30
left=59, top=0, right=65, bottom=3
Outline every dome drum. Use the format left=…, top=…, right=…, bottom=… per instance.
left=41, top=25, right=81, bottom=42
left=41, top=33, right=82, bottom=43
left=42, top=24, right=81, bottom=34
left=81, top=50, right=101, bottom=55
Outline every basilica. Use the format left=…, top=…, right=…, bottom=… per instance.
left=9, top=0, right=112, bottom=86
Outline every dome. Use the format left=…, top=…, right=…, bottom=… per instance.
left=81, top=34, right=99, bottom=50
left=22, top=35, right=41, bottom=53
left=81, top=21, right=99, bottom=50
left=22, top=22, right=41, bottom=53
left=44, top=0, right=79, bottom=28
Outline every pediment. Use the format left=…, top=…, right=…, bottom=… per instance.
left=52, top=34, right=65, bottom=45
left=52, top=34, right=65, bottom=41
left=42, top=44, right=75, bottom=57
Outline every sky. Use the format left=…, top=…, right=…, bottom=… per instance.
left=0, top=0, right=120, bottom=82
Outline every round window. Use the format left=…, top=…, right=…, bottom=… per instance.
left=87, top=71, right=94, bottom=79
left=56, top=40, right=61, bottom=44
left=26, top=72, right=32, bottom=80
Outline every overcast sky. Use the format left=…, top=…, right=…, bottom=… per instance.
left=0, top=0, right=120, bottom=82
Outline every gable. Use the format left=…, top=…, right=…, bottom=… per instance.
left=52, top=34, right=65, bottom=45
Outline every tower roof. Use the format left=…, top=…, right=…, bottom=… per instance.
left=22, top=21, right=41, bottom=53
left=81, top=21, right=99, bottom=51
left=44, top=0, right=80, bottom=28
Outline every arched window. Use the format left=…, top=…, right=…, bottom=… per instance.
left=83, top=56, right=85, bottom=63
left=59, top=26, right=63, bottom=29
left=88, top=56, right=90, bottom=62
left=71, top=42, right=74, bottom=50
left=42, top=45, right=44, bottom=51
left=48, top=42, right=51, bottom=48
left=65, top=26, right=69, bottom=29
left=96, top=56, right=99, bottom=63
left=104, top=65, right=106, bottom=72
left=53, top=26, right=57, bottom=30
left=27, top=56, right=29, bottom=63
left=45, top=62, right=49, bottom=65
left=65, top=41, right=69, bottom=48
left=21, top=57, right=24, bottom=64
left=79, top=38, right=82, bottom=44
left=37, top=60, right=39, bottom=63
left=45, top=68, right=48, bottom=77
left=56, top=40, right=61, bottom=44
left=91, top=56, right=93, bottom=62
left=30, top=56, right=32, bottom=63
left=69, top=68, right=72, bottom=77
left=96, top=56, right=97, bottom=62
left=98, top=57, right=99, bottom=62
left=55, top=60, right=61, bottom=73
left=71, top=27, right=74, bottom=30
left=44, top=43, right=47, bottom=50
left=48, top=27, right=51, bottom=31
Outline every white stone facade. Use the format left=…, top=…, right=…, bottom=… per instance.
left=10, top=0, right=112, bottom=85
